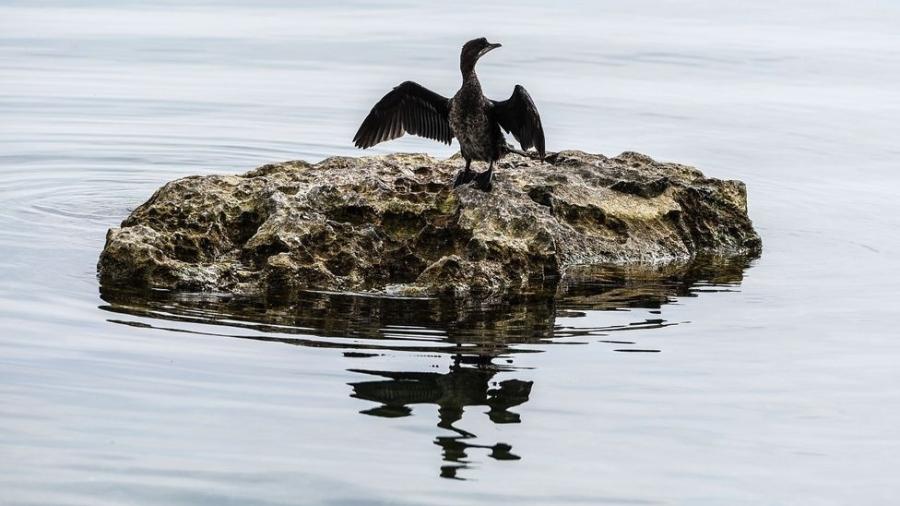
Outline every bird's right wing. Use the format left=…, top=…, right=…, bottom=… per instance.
left=353, top=81, right=453, bottom=148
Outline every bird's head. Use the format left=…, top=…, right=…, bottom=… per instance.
left=460, top=37, right=501, bottom=76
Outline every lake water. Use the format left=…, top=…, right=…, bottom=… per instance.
left=2, top=1, right=899, bottom=504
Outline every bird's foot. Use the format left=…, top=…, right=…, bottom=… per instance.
left=453, top=168, right=477, bottom=188
left=473, top=168, right=493, bottom=192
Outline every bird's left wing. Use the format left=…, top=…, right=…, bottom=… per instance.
left=353, top=81, right=453, bottom=149
left=491, top=84, right=545, bottom=159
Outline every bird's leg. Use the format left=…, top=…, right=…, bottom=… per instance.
left=474, top=162, right=493, bottom=192
left=453, top=158, right=476, bottom=187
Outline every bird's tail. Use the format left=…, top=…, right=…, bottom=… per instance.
left=505, top=144, right=544, bottom=161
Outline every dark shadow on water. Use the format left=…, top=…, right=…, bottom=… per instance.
left=98, top=255, right=752, bottom=480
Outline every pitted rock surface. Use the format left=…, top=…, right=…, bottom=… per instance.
left=98, top=151, right=761, bottom=297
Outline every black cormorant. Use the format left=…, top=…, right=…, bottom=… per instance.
left=353, top=38, right=545, bottom=192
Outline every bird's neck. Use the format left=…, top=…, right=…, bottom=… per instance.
left=460, top=55, right=481, bottom=80
left=460, top=69, right=480, bottom=87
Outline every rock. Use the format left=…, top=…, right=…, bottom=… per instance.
left=97, top=151, right=761, bottom=298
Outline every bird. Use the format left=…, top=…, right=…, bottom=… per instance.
left=352, top=37, right=545, bottom=192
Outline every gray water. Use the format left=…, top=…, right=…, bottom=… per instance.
left=2, top=1, right=900, bottom=504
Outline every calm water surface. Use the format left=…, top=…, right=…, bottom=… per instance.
left=2, top=1, right=900, bottom=504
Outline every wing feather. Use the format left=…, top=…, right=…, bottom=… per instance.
left=491, top=84, right=546, bottom=159
left=353, top=81, right=453, bottom=148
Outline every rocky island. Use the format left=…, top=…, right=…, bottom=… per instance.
left=98, top=151, right=761, bottom=298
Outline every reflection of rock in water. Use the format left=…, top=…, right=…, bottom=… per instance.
left=99, top=255, right=752, bottom=355
left=349, top=365, right=532, bottom=480
left=97, top=255, right=752, bottom=480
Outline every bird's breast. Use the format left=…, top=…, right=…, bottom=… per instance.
left=449, top=94, right=495, bottom=159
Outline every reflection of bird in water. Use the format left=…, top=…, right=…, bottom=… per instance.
left=348, top=364, right=533, bottom=480
left=353, top=37, right=545, bottom=192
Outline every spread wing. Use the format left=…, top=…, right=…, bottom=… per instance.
left=492, top=84, right=545, bottom=159
left=353, top=81, right=453, bottom=148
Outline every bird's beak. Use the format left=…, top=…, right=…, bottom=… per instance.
left=479, top=43, right=502, bottom=58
